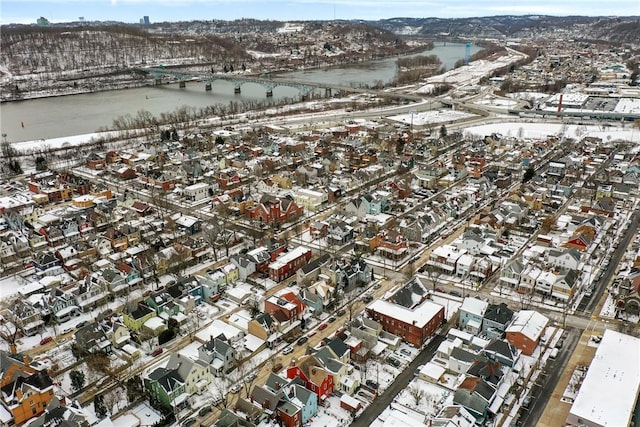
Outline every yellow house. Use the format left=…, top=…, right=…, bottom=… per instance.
left=123, top=305, right=156, bottom=333
left=72, top=195, right=95, bottom=209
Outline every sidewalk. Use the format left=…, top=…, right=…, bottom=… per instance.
left=537, top=329, right=598, bottom=427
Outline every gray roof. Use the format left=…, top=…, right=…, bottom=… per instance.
left=483, top=303, right=513, bottom=326
left=450, top=347, right=484, bottom=364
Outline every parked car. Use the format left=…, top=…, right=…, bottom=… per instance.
left=151, top=348, right=163, bottom=357
left=198, top=406, right=212, bottom=417
left=374, top=283, right=382, bottom=289
left=283, top=346, right=294, bottom=355
left=245, top=373, right=257, bottom=382
left=386, top=356, right=401, bottom=367
left=230, top=384, right=242, bottom=394
left=328, top=316, right=337, bottom=323
left=449, top=290, right=462, bottom=297
left=39, top=337, right=53, bottom=345
left=362, top=295, right=373, bottom=303
left=181, top=417, right=197, bottom=427
left=76, top=320, right=88, bottom=328
left=307, top=330, right=317, bottom=337
left=336, top=309, right=346, bottom=316
left=272, top=362, right=283, bottom=373
left=297, top=336, right=309, bottom=345
left=318, top=323, right=328, bottom=331
left=400, top=348, right=412, bottom=357
left=365, top=380, right=379, bottom=390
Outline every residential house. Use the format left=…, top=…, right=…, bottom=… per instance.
left=552, top=269, right=578, bottom=301
left=499, top=259, right=524, bottom=289
left=269, top=246, right=312, bottom=282
left=123, top=304, right=156, bottom=333
left=199, top=335, right=237, bottom=376
left=144, top=367, right=187, bottom=410
left=0, top=371, right=54, bottom=425
left=426, top=245, right=466, bottom=275
left=165, top=353, right=212, bottom=395
left=0, top=350, right=36, bottom=388
left=453, top=376, right=496, bottom=422
left=482, top=303, right=514, bottom=339
left=505, top=310, right=549, bottom=356
left=482, top=339, right=519, bottom=368
left=459, top=298, right=489, bottom=334
left=366, top=297, right=444, bottom=347
left=286, top=355, right=334, bottom=401
left=74, top=322, right=112, bottom=355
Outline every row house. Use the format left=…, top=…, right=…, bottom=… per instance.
left=376, top=229, right=409, bottom=261
left=366, top=296, right=445, bottom=347
left=268, top=246, right=312, bottom=282
left=426, top=244, right=467, bottom=275
left=264, top=292, right=305, bottom=322
left=505, top=310, right=549, bottom=356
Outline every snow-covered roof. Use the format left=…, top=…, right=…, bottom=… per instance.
left=419, top=362, right=446, bottom=381
left=505, top=310, right=548, bottom=341
left=568, top=329, right=640, bottom=427
left=460, top=297, right=488, bottom=317
left=143, top=317, right=165, bottom=330
left=367, top=298, right=442, bottom=329
left=270, top=246, right=310, bottom=270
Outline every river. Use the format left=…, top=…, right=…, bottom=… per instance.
left=0, top=42, right=480, bottom=143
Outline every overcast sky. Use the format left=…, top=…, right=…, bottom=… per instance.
left=2, top=0, right=639, bottom=25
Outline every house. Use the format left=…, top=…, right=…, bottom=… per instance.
left=74, top=322, right=112, bottom=355
left=499, top=259, right=524, bottom=289
left=427, top=245, right=466, bottom=274
left=144, top=367, right=187, bottom=410
left=247, top=313, right=279, bottom=348
left=286, top=355, right=334, bottom=401
left=0, top=371, right=54, bottom=425
left=183, top=183, right=210, bottom=202
left=459, top=297, right=488, bottom=334
left=123, top=304, right=156, bottom=333
left=269, top=246, right=312, bottom=282
left=165, top=353, right=212, bottom=395
left=505, top=310, right=549, bottom=356
left=175, top=215, right=201, bottom=234
left=199, top=335, right=237, bottom=376
left=0, top=351, right=36, bottom=388
left=453, top=376, right=496, bottom=422
left=482, top=339, right=519, bottom=368
left=107, top=321, right=131, bottom=349
left=366, top=297, right=444, bottom=347
left=290, top=384, right=318, bottom=424
left=552, top=269, right=578, bottom=301
left=547, top=248, right=581, bottom=271
left=432, top=405, right=476, bottom=427
left=340, top=394, right=362, bottom=414
left=482, top=303, right=514, bottom=339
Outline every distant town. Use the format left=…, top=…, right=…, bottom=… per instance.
left=0, top=14, right=639, bottom=427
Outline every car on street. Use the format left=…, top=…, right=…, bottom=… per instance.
left=328, top=316, right=337, bottom=323
left=318, top=323, right=328, bottom=330
left=283, top=346, right=294, bottom=355
left=307, top=330, right=317, bottom=337
left=181, top=417, right=197, bottom=427
left=39, top=337, right=53, bottom=345
left=362, top=295, right=373, bottom=303
left=272, top=362, right=283, bottom=372
left=151, top=347, right=164, bottom=357
left=336, top=309, right=346, bottom=316
left=230, top=384, right=242, bottom=394
left=198, top=406, right=212, bottom=417
left=374, top=283, right=382, bottom=289
left=245, top=373, right=257, bottom=382
left=297, top=336, right=309, bottom=345
left=76, top=321, right=88, bottom=328
left=386, top=356, right=401, bottom=368
left=365, top=380, right=379, bottom=390
left=449, top=290, right=462, bottom=297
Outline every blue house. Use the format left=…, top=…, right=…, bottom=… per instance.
left=459, top=297, right=488, bottom=334
left=292, top=384, right=317, bottom=424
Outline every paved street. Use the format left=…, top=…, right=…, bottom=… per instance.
left=351, top=334, right=446, bottom=427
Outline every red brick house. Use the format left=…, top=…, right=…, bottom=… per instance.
left=264, top=294, right=303, bottom=321
left=286, top=355, right=333, bottom=401
left=216, top=170, right=241, bottom=189
left=366, top=298, right=444, bottom=347
left=86, top=152, right=105, bottom=169
left=505, top=310, right=548, bottom=356
left=268, top=246, right=312, bottom=282
left=246, top=195, right=303, bottom=227
left=277, top=402, right=302, bottom=427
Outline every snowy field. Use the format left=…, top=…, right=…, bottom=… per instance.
left=388, top=109, right=476, bottom=126
left=463, top=122, right=640, bottom=143
left=416, top=49, right=527, bottom=91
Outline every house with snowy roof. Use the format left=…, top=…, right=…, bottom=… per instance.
left=505, top=310, right=549, bottom=356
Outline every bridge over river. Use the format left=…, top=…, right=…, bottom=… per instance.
left=134, top=67, right=425, bottom=102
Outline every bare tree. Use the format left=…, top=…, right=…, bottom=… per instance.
left=408, top=384, right=425, bottom=406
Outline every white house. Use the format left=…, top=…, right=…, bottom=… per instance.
left=183, top=182, right=209, bottom=202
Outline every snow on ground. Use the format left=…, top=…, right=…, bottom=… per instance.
left=394, top=377, right=452, bottom=416
left=508, top=92, right=551, bottom=102
left=415, top=49, right=526, bottom=91
left=614, top=97, right=640, bottom=114
left=388, top=109, right=476, bottom=126
left=463, top=121, right=640, bottom=143
left=474, top=98, right=518, bottom=108
left=247, top=50, right=282, bottom=59
left=11, top=131, right=119, bottom=154
left=0, top=274, right=28, bottom=301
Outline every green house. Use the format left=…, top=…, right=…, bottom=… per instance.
left=123, top=304, right=155, bottom=332
left=144, top=367, right=186, bottom=409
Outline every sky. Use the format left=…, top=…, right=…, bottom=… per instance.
left=1, top=0, right=639, bottom=25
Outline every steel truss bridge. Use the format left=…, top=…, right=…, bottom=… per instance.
left=134, top=67, right=424, bottom=101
